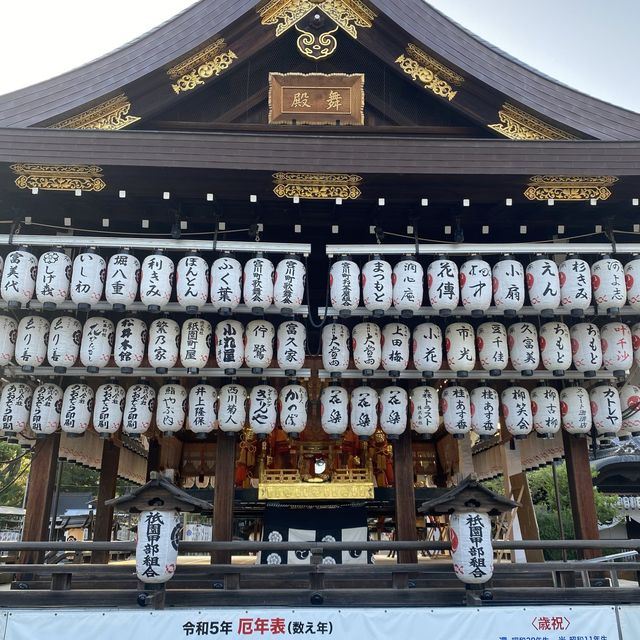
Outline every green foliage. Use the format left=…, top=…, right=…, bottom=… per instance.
left=0, top=441, right=31, bottom=508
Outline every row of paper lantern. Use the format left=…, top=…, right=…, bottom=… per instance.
left=0, top=248, right=305, bottom=313
left=0, top=315, right=307, bottom=374
left=322, top=320, right=638, bottom=376
left=330, top=255, right=640, bottom=315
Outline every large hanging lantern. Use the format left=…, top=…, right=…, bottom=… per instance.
left=362, top=256, right=393, bottom=316
left=214, top=320, right=244, bottom=374
left=70, top=250, right=106, bottom=310
left=156, top=384, right=187, bottom=436
left=176, top=253, right=209, bottom=313
left=321, top=323, right=350, bottom=376
left=0, top=315, right=17, bottom=366
left=36, top=249, right=71, bottom=309
left=570, top=323, right=603, bottom=377
left=330, top=258, right=360, bottom=316
left=279, top=384, right=308, bottom=436
left=1, top=248, right=37, bottom=308
left=427, top=258, right=459, bottom=315
left=441, top=386, right=471, bottom=437
left=392, top=259, right=423, bottom=317
left=114, top=318, right=148, bottom=374
left=148, top=318, right=180, bottom=373
left=601, top=322, right=633, bottom=376
left=276, top=321, right=306, bottom=375
left=187, top=384, right=218, bottom=437
left=539, top=321, right=571, bottom=376
left=320, top=385, right=349, bottom=437
left=381, top=322, right=410, bottom=376
left=379, top=385, right=408, bottom=439
left=501, top=386, right=533, bottom=438
left=105, top=251, right=140, bottom=311
left=470, top=386, right=499, bottom=438
left=352, top=322, right=381, bottom=376
left=93, top=383, right=126, bottom=437
left=135, top=510, right=181, bottom=584
left=559, top=257, right=592, bottom=316
left=249, top=385, right=278, bottom=436
left=30, top=383, right=63, bottom=436
left=492, top=257, right=525, bottom=315
left=449, top=511, right=494, bottom=585
left=210, top=255, right=242, bottom=314
left=140, top=252, right=174, bottom=312
left=350, top=386, right=378, bottom=438
left=560, top=386, right=592, bottom=435
left=590, top=385, right=622, bottom=436
left=412, top=323, right=442, bottom=376
left=459, top=257, right=492, bottom=315
left=625, top=258, right=640, bottom=310
left=410, top=386, right=439, bottom=436
left=445, top=322, right=476, bottom=377
left=530, top=386, right=561, bottom=437
left=274, top=255, right=306, bottom=314
left=61, top=384, right=94, bottom=436
left=244, top=320, right=275, bottom=374
left=180, top=318, right=212, bottom=374
left=476, top=322, right=508, bottom=376
left=592, top=256, right=626, bottom=314
left=15, top=315, right=49, bottom=372
left=243, top=255, right=275, bottom=314
left=47, top=316, right=82, bottom=373
left=0, top=383, right=32, bottom=434
left=122, top=383, right=156, bottom=436
left=218, top=384, right=247, bottom=433
left=526, top=258, right=560, bottom=315
left=619, top=385, right=640, bottom=434
left=508, top=322, right=539, bottom=376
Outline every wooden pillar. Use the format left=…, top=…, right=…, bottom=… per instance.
left=509, top=472, right=544, bottom=563
left=212, top=433, right=236, bottom=565
left=393, top=428, right=417, bottom=564
left=91, top=440, right=121, bottom=564
left=146, top=438, right=161, bottom=481
left=19, top=434, right=60, bottom=565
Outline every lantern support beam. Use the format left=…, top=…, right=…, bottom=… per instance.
left=393, top=428, right=418, bottom=564
left=212, top=434, right=237, bottom=565
left=317, top=369, right=619, bottom=381
left=91, top=440, right=121, bottom=565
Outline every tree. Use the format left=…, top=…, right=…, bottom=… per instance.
left=0, top=441, right=31, bottom=508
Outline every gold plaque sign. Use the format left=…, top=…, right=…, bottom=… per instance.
left=269, top=72, right=364, bottom=125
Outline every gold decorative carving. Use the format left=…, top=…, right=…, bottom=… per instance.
left=50, top=94, right=140, bottom=131
left=489, top=103, right=578, bottom=140
left=405, top=44, right=464, bottom=86
left=273, top=172, right=362, bottom=200
left=295, top=23, right=339, bottom=60
left=11, top=164, right=106, bottom=192
left=524, top=175, right=618, bottom=201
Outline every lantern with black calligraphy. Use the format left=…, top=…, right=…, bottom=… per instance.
left=352, top=322, right=381, bottom=376
left=122, top=383, right=156, bottom=436
left=559, top=257, right=591, bottom=316
left=625, top=258, right=640, bottom=310
left=93, top=383, right=126, bottom=437
left=619, top=384, right=640, bottom=435
left=412, top=322, right=442, bottom=377
left=560, top=386, right=592, bottom=435
left=140, top=252, right=174, bottom=312
left=362, top=256, right=392, bottom=316
left=530, top=386, right=561, bottom=437
left=379, top=385, right=408, bottom=439
left=570, top=322, right=603, bottom=377
left=592, top=256, right=626, bottom=314
left=470, top=386, right=499, bottom=438
left=279, top=384, right=308, bottom=437
left=60, top=384, right=94, bottom=436
left=105, top=251, right=140, bottom=311
left=330, top=258, right=360, bottom=316
left=243, top=255, right=275, bottom=314
left=274, top=255, right=305, bottom=314
left=249, top=384, right=278, bottom=437
left=30, top=383, right=63, bottom=436
left=47, top=316, right=81, bottom=373
left=320, top=385, right=349, bottom=437
left=450, top=512, right=494, bottom=585
left=508, top=322, right=539, bottom=376
left=148, top=318, right=180, bottom=374
left=526, top=258, right=560, bottom=316
left=135, top=509, right=181, bottom=584
left=350, top=386, right=378, bottom=439
left=36, top=249, right=71, bottom=309
left=70, top=250, right=106, bottom=310
left=15, top=315, right=49, bottom=372
left=0, top=315, right=17, bottom=366
left=476, top=322, right=508, bottom=376
left=187, top=384, right=217, bottom=437
left=210, top=255, right=242, bottom=314
left=427, top=258, right=459, bottom=315
left=633, top=323, right=640, bottom=367
left=180, top=318, right=212, bottom=374
left=114, top=318, right=147, bottom=374
left=218, top=384, right=247, bottom=433
left=276, top=321, right=306, bottom=375
left=501, top=386, right=533, bottom=438
left=492, top=257, right=525, bottom=316
left=0, top=248, right=37, bottom=308
left=215, top=319, right=244, bottom=375
left=601, top=322, right=633, bottom=377
left=410, top=386, right=439, bottom=437
left=321, top=323, right=350, bottom=377
left=441, top=386, right=470, bottom=437
left=156, top=384, right=187, bottom=436
left=244, top=320, right=275, bottom=374
left=176, top=253, right=209, bottom=313
left=382, top=322, right=410, bottom=377
left=460, top=257, right=492, bottom=316
left=0, top=383, right=32, bottom=434
left=445, top=322, right=476, bottom=377
left=539, top=321, right=571, bottom=376
left=590, top=385, right=622, bottom=436
left=392, top=258, right=423, bottom=317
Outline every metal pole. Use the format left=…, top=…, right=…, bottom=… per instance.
left=552, top=461, right=568, bottom=562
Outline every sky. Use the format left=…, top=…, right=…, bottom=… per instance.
left=0, top=0, right=638, bottom=113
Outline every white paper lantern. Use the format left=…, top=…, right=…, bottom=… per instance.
left=114, top=318, right=147, bottom=374
left=590, top=385, right=622, bottom=436
left=148, top=318, right=180, bottom=373
left=105, top=252, right=140, bottom=310
left=476, top=322, right=508, bottom=376
left=249, top=385, right=278, bottom=436
left=70, top=251, right=106, bottom=310
left=36, top=249, right=71, bottom=309
left=427, top=258, right=459, bottom=315
left=279, top=384, right=308, bottom=436
left=559, top=257, right=592, bottom=315
left=560, top=386, right=592, bottom=435
left=176, top=254, right=209, bottom=312
left=0, top=315, right=17, bottom=366
left=0, top=256, right=4, bottom=287
left=210, top=255, right=242, bottom=313
left=350, top=386, right=378, bottom=438
left=122, top=383, right=156, bottom=436
left=136, top=510, right=181, bottom=584
left=274, top=256, right=305, bottom=313
left=320, top=385, right=349, bottom=437
left=0, top=383, right=32, bottom=434
left=530, top=386, right=561, bottom=436
left=215, top=320, right=244, bottom=374
left=410, top=386, right=439, bottom=436
left=15, top=315, right=49, bottom=371
left=330, top=259, right=360, bottom=315
left=392, top=259, right=423, bottom=316
left=93, top=384, right=126, bottom=436
left=539, top=321, right=571, bottom=376
left=492, top=258, right=525, bottom=315
left=592, top=257, right=626, bottom=313
left=352, top=322, right=381, bottom=375
left=244, top=320, right=275, bottom=373
left=381, top=322, right=410, bottom=375
left=187, top=384, right=218, bottom=436
left=601, top=322, right=633, bottom=376
left=156, top=384, right=187, bottom=435
left=243, top=256, right=275, bottom=313
left=321, top=323, right=350, bottom=376
left=30, top=383, right=63, bottom=436
left=445, top=322, right=476, bottom=376
left=526, top=258, right=560, bottom=315
left=633, top=322, right=640, bottom=367
left=379, top=386, right=408, bottom=439
left=47, top=316, right=81, bottom=373
left=449, top=511, right=494, bottom=584
left=570, top=323, right=603, bottom=377
left=180, top=318, right=212, bottom=374
left=470, top=386, right=499, bottom=437
left=1, top=248, right=37, bottom=308
left=508, top=322, right=539, bottom=375
left=624, top=258, right=640, bottom=310
left=619, top=385, right=640, bottom=434
left=501, top=386, right=533, bottom=438
left=61, top=384, right=94, bottom=436
left=218, top=384, right=247, bottom=433
left=412, top=323, right=442, bottom=376
left=459, top=258, right=492, bottom=315
left=362, top=257, right=392, bottom=315
left=276, top=321, right=306, bottom=374
left=441, top=386, right=470, bottom=437
left=140, top=252, right=174, bottom=312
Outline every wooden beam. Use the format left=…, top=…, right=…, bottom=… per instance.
left=393, top=429, right=418, bottom=564
left=91, top=440, right=121, bottom=564
left=509, top=472, right=544, bottom=563
left=146, top=438, right=160, bottom=481
left=212, top=433, right=237, bottom=565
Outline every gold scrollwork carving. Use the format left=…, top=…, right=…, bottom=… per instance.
left=50, top=94, right=140, bottom=131
left=295, top=24, right=339, bottom=60
left=273, top=172, right=362, bottom=200
left=395, top=45, right=462, bottom=101
left=489, top=103, right=578, bottom=140
left=524, top=175, right=618, bottom=201
left=11, top=164, right=107, bottom=192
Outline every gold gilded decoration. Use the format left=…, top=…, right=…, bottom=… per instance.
left=50, top=94, right=140, bottom=131
left=11, top=164, right=106, bottom=192
left=524, top=175, right=618, bottom=201
left=405, top=44, right=464, bottom=86
left=273, top=172, right=362, bottom=200
left=295, top=23, right=339, bottom=60
left=489, top=103, right=578, bottom=140
left=395, top=45, right=462, bottom=101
